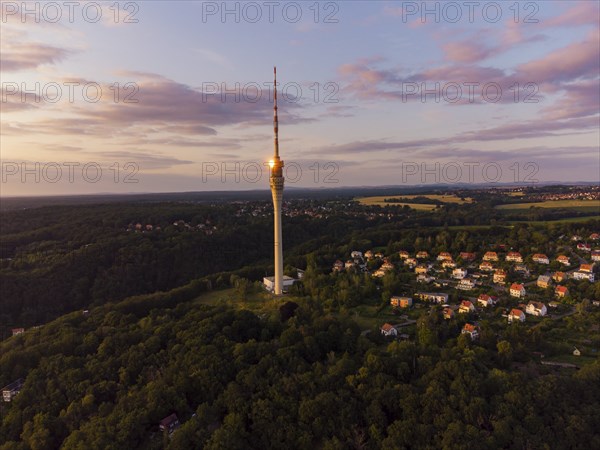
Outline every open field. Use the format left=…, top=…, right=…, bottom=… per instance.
left=509, top=215, right=600, bottom=225
left=544, top=354, right=598, bottom=366
left=357, top=194, right=472, bottom=207
left=496, top=200, right=600, bottom=210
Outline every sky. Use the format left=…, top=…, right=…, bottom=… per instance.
left=1, top=0, right=599, bottom=196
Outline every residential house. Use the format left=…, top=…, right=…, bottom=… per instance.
left=526, top=301, right=547, bottom=317
left=417, top=274, right=435, bottom=283
left=573, top=347, right=581, bottom=356
left=460, top=252, right=476, bottom=261
left=159, top=413, right=180, bottom=434
left=350, top=251, right=363, bottom=259
left=365, top=250, right=374, bottom=260
left=345, top=260, right=355, bottom=270
left=381, top=261, right=395, bottom=271
left=11, top=328, right=24, bottom=336
left=452, top=268, right=468, bottom=279
left=416, top=251, right=429, bottom=259
left=2, top=379, right=24, bottom=402
left=415, top=265, right=429, bottom=275
left=443, top=307, right=454, bottom=319
left=477, top=294, right=496, bottom=307
left=552, top=271, right=567, bottom=282
left=510, top=283, right=526, bottom=298
left=442, top=260, right=457, bottom=269
left=506, top=252, right=523, bottom=262
left=590, top=233, right=600, bottom=240
left=572, top=235, right=582, bottom=241
left=398, top=250, right=410, bottom=259
left=459, top=300, right=475, bottom=313
left=577, top=243, right=591, bottom=252
left=332, top=260, right=344, bottom=272
left=479, top=261, right=494, bottom=271
left=573, top=271, right=595, bottom=282
left=579, top=263, right=594, bottom=273
left=416, top=292, right=449, bottom=303
left=483, top=252, right=499, bottom=261
left=591, top=250, right=600, bottom=262
left=532, top=254, right=550, bottom=264
left=537, top=275, right=552, bottom=289
left=390, top=296, right=413, bottom=308
left=437, top=252, right=453, bottom=261
left=555, top=286, right=569, bottom=298
left=374, top=252, right=384, bottom=259
left=404, top=257, right=417, bottom=268
left=514, top=264, right=530, bottom=276
left=556, top=255, right=570, bottom=266
left=493, top=270, right=507, bottom=283
left=457, top=278, right=475, bottom=291
left=461, top=323, right=480, bottom=340
left=380, top=323, right=398, bottom=337
left=548, top=301, right=560, bottom=308
left=508, top=309, right=526, bottom=323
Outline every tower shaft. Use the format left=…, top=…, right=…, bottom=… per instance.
left=270, top=66, right=284, bottom=295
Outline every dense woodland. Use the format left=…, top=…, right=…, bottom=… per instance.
left=1, top=283, right=599, bottom=449
left=1, top=189, right=599, bottom=449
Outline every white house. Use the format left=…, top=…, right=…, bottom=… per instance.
left=416, top=292, right=449, bottom=303
left=380, top=323, right=398, bottom=337
left=573, top=271, right=595, bottom=282
left=479, top=261, right=494, bottom=271
left=508, top=309, right=526, bottom=323
left=461, top=323, right=479, bottom=339
left=483, top=252, right=499, bottom=261
left=532, top=254, right=550, bottom=264
left=263, top=276, right=296, bottom=293
left=457, top=278, right=475, bottom=291
left=442, top=260, right=457, bottom=269
left=506, top=252, right=523, bottom=262
left=537, top=275, right=552, bottom=289
left=510, top=283, right=526, bottom=298
left=477, top=294, right=496, bottom=307
left=2, top=379, right=24, bottom=402
left=493, top=270, right=507, bottom=283
left=437, top=252, right=453, bottom=261
left=459, top=300, right=475, bottom=313
left=526, top=301, right=547, bottom=317
left=452, top=268, right=468, bottom=279
left=351, top=251, right=363, bottom=259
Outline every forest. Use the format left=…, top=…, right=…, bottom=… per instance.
left=1, top=280, right=599, bottom=449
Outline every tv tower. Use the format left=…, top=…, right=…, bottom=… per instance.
left=269, top=66, right=284, bottom=295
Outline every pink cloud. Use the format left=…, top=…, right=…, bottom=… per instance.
left=543, top=2, right=600, bottom=28
left=515, top=29, right=600, bottom=84
left=1, top=42, right=70, bottom=72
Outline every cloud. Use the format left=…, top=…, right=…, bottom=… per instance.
left=542, top=2, right=600, bottom=28
left=0, top=41, right=70, bottom=72
left=515, top=28, right=600, bottom=84
left=307, top=115, right=599, bottom=155
left=2, top=72, right=312, bottom=140
left=95, top=151, right=194, bottom=170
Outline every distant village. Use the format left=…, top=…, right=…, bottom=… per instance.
left=329, top=232, right=599, bottom=345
